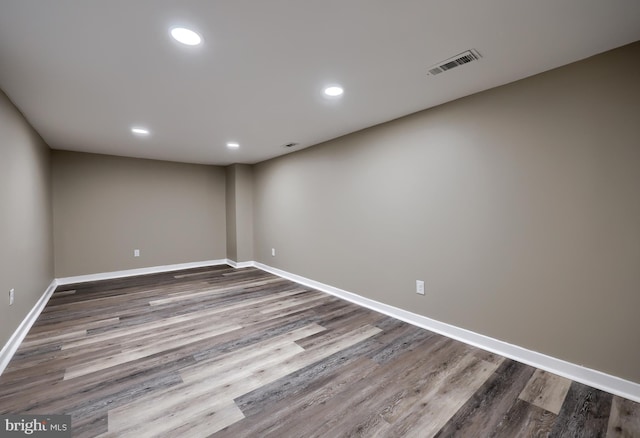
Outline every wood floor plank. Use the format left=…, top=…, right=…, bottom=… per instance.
left=104, top=398, right=244, bottom=437
left=3, top=355, right=191, bottom=415
left=490, top=399, right=557, bottom=437
left=179, top=323, right=326, bottom=382
left=607, top=396, right=640, bottom=437
left=518, top=368, right=572, bottom=414
left=106, top=343, right=305, bottom=431
left=321, top=351, right=496, bottom=438
left=383, top=355, right=499, bottom=437
left=232, top=326, right=398, bottom=418
left=73, top=413, right=108, bottom=438
left=107, top=324, right=380, bottom=436
left=550, top=381, right=613, bottom=437
left=53, top=289, right=77, bottom=296
left=367, top=324, right=436, bottom=365
left=189, top=313, right=324, bottom=363
left=432, top=359, right=536, bottom=437
left=1, top=265, right=637, bottom=437
left=60, top=304, right=240, bottom=350
left=63, top=322, right=242, bottom=379
left=218, top=356, right=382, bottom=437
left=18, top=330, right=87, bottom=349
left=27, top=316, right=119, bottom=336
left=148, top=276, right=285, bottom=305
left=0, top=344, right=122, bottom=391
left=162, top=402, right=245, bottom=438
left=225, top=336, right=464, bottom=438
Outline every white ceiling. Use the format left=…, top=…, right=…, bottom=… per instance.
left=1, top=1, right=639, bottom=166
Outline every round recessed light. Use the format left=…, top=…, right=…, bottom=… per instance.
left=323, top=85, right=344, bottom=97
left=131, top=127, right=150, bottom=136
left=226, top=142, right=240, bottom=149
left=170, top=27, right=202, bottom=46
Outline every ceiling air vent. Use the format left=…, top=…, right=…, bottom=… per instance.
left=428, top=49, right=481, bottom=76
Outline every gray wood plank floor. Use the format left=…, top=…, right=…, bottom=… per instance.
left=0, top=265, right=638, bottom=437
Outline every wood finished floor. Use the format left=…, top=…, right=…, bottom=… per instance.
left=1, top=265, right=638, bottom=437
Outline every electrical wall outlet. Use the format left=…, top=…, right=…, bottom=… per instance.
left=134, top=249, right=140, bottom=257
left=416, top=280, right=425, bottom=295
left=271, top=248, right=276, bottom=256
left=9, top=288, right=15, bottom=305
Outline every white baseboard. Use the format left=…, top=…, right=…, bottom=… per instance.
left=226, top=259, right=254, bottom=269
left=253, top=261, right=640, bottom=403
left=56, top=259, right=228, bottom=285
left=0, top=279, right=58, bottom=376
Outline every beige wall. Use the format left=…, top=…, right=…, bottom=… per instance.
left=253, top=41, right=640, bottom=383
left=234, top=164, right=254, bottom=262
left=225, top=164, right=254, bottom=263
left=0, top=90, right=54, bottom=346
left=225, top=165, right=238, bottom=261
left=52, top=151, right=226, bottom=277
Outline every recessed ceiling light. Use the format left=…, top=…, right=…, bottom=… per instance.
left=226, top=142, right=240, bottom=149
left=323, top=85, right=344, bottom=97
left=131, top=127, right=150, bottom=136
left=170, top=27, right=202, bottom=46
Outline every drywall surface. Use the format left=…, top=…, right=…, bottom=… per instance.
left=226, top=165, right=238, bottom=262
left=0, top=89, right=54, bottom=346
left=253, top=42, right=640, bottom=383
left=226, top=164, right=254, bottom=263
left=53, top=151, right=226, bottom=277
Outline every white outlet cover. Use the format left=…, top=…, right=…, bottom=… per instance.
left=271, top=248, right=276, bottom=256
left=416, top=280, right=425, bottom=295
left=134, top=249, right=140, bottom=257
left=9, top=288, right=15, bottom=305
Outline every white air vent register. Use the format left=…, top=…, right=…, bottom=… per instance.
left=428, top=49, right=482, bottom=76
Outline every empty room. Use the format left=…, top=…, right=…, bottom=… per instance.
left=1, top=1, right=640, bottom=437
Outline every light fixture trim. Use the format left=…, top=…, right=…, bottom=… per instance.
left=131, top=127, right=150, bottom=136
left=323, top=85, right=344, bottom=97
left=170, top=27, right=203, bottom=46
left=226, top=142, right=240, bottom=149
